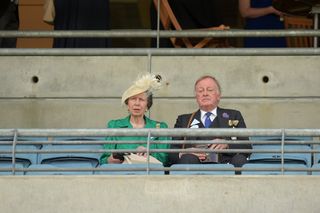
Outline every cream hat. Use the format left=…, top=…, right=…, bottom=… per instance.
left=121, top=73, right=162, bottom=105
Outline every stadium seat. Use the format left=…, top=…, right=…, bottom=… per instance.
left=0, top=137, right=45, bottom=167
left=283, top=15, right=313, bottom=47
left=169, top=164, right=235, bottom=175
left=242, top=163, right=308, bottom=175
left=26, top=164, right=93, bottom=175
left=311, top=163, right=320, bottom=175
left=249, top=136, right=312, bottom=167
left=39, top=137, right=103, bottom=170
left=95, top=164, right=165, bottom=175
left=250, top=136, right=313, bottom=143
left=312, top=145, right=320, bottom=164
left=0, top=163, right=24, bottom=175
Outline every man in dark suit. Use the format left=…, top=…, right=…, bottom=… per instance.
left=169, top=75, right=251, bottom=167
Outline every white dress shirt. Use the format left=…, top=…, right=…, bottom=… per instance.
left=200, top=108, right=217, bottom=127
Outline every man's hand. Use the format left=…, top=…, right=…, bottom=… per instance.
left=208, top=138, right=229, bottom=150
left=179, top=147, right=207, bottom=161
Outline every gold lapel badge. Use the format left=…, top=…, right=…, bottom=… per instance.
left=228, top=120, right=239, bottom=128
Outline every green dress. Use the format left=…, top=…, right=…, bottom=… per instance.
left=100, top=115, right=170, bottom=165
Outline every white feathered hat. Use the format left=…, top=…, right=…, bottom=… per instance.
left=121, top=73, right=162, bottom=105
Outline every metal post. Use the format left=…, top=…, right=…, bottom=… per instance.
left=156, top=0, right=161, bottom=48
left=146, top=131, right=151, bottom=175
left=12, top=129, right=18, bottom=175
left=281, top=129, right=285, bottom=175
left=312, top=5, right=320, bottom=48
left=147, top=51, right=152, bottom=119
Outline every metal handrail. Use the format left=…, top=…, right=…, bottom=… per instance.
left=0, top=128, right=318, bottom=137
left=0, top=48, right=319, bottom=56
left=0, top=29, right=319, bottom=38
left=1, top=128, right=320, bottom=174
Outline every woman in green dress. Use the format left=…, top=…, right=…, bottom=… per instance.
left=100, top=74, right=170, bottom=165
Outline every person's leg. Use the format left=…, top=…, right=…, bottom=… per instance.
left=230, top=154, right=248, bottom=167
left=230, top=154, right=248, bottom=174
left=220, top=154, right=247, bottom=174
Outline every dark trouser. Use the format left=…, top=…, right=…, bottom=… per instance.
left=178, top=153, right=248, bottom=174
left=53, top=0, right=110, bottom=48
left=0, top=2, right=19, bottom=48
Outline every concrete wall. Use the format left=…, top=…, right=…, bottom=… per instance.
left=0, top=56, right=319, bottom=128
left=0, top=176, right=319, bottom=213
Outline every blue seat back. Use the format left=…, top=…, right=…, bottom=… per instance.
left=0, top=136, right=46, bottom=166
left=95, top=164, right=165, bottom=175
left=311, top=163, right=320, bottom=175
left=170, top=164, right=235, bottom=175
left=249, top=136, right=312, bottom=167
left=26, top=164, right=93, bottom=175
left=250, top=136, right=313, bottom=142
left=313, top=145, right=320, bottom=164
left=242, top=163, right=308, bottom=175
left=40, top=137, right=103, bottom=168
left=0, top=162, right=24, bottom=175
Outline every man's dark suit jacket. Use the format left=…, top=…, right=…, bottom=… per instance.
left=169, top=107, right=252, bottom=165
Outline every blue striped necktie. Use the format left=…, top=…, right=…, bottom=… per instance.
left=204, top=112, right=218, bottom=162
left=204, top=112, right=212, bottom=128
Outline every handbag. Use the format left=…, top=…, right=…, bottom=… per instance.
left=43, top=0, right=55, bottom=24
left=123, top=153, right=162, bottom=164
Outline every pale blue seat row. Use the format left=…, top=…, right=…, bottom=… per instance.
left=26, top=164, right=94, bottom=175
left=0, top=163, right=24, bottom=175
left=0, top=136, right=103, bottom=175
left=311, top=163, right=320, bottom=175
left=242, top=163, right=309, bottom=175
left=313, top=145, right=320, bottom=165
left=95, top=164, right=165, bottom=175
left=249, top=136, right=313, bottom=167
left=95, top=164, right=235, bottom=175
left=170, top=164, right=235, bottom=175
left=1, top=163, right=317, bottom=175
left=0, top=137, right=46, bottom=167
left=0, top=136, right=318, bottom=175
left=39, top=144, right=101, bottom=168
left=37, top=137, right=103, bottom=174
left=249, top=145, right=312, bottom=167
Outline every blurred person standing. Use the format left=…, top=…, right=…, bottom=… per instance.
left=239, top=0, right=287, bottom=47
left=53, top=0, right=110, bottom=48
left=0, top=0, right=19, bottom=48
left=150, top=0, right=226, bottom=47
left=168, top=0, right=223, bottom=29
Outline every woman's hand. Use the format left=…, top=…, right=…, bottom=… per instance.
left=107, top=155, right=123, bottom=164
left=239, top=0, right=283, bottom=18
left=270, top=6, right=283, bottom=17
left=136, top=146, right=147, bottom=157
